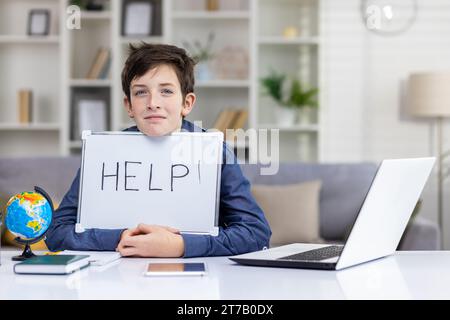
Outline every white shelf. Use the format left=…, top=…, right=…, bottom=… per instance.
left=80, top=11, right=112, bottom=20
left=0, top=0, right=321, bottom=162
left=196, top=80, right=250, bottom=88
left=172, top=11, right=250, bottom=20
left=69, top=79, right=111, bottom=87
left=258, top=124, right=319, bottom=132
left=0, top=123, right=60, bottom=131
left=258, top=36, right=319, bottom=45
left=255, top=0, right=321, bottom=161
left=120, top=36, right=164, bottom=44
left=0, top=35, right=60, bottom=44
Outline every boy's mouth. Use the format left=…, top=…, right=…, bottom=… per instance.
left=144, top=115, right=166, bottom=121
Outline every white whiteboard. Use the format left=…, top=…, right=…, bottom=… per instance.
left=76, top=131, right=223, bottom=236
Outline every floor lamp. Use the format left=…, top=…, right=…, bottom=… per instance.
left=408, top=72, right=450, bottom=249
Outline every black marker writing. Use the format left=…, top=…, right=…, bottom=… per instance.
left=171, top=164, right=189, bottom=192
left=100, top=162, right=197, bottom=192
left=148, top=163, right=163, bottom=191
left=124, top=161, right=141, bottom=191
left=101, top=162, right=119, bottom=191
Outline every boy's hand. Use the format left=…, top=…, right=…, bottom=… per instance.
left=119, top=227, right=140, bottom=241
left=117, top=224, right=184, bottom=257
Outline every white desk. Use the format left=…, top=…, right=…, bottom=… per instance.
left=1, top=250, right=450, bottom=299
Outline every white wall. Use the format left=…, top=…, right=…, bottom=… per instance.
left=321, top=0, right=450, bottom=248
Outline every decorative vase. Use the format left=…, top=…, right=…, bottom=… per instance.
left=195, top=61, right=213, bottom=81
left=274, top=106, right=297, bottom=126
left=297, top=107, right=315, bottom=125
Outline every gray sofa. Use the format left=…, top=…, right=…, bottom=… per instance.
left=0, top=157, right=440, bottom=250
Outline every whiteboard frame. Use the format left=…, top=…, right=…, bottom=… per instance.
left=76, top=130, right=223, bottom=236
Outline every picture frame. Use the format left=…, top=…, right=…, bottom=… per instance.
left=71, top=90, right=110, bottom=140
left=27, top=9, right=50, bottom=36
left=122, top=0, right=153, bottom=36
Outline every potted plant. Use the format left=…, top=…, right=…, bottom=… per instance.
left=260, top=70, right=318, bottom=125
left=182, top=32, right=215, bottom=81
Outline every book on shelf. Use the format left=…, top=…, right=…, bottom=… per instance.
left=212, top=109, right=248, bottom=141
left=98, top=54, right=111, bottom=79
left=86, top=47, right=110, bottom=79
left=228, top=109, right=248, bottom=142
left=213, top=109, right=235, bottom=133
left=231, top=110, right=248, bottom=130
left=13, top=255, right=90, bottom=275
left=17, top=89, right=33, bottom=124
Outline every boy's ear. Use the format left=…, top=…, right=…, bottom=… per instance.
left=124, top=96, right=134, bottom=118
left=181, top=92, right=196, bottom=117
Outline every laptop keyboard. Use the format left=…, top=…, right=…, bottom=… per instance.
left=278, top=245, right=344, bottom=261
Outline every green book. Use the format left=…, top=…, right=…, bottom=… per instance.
left=14, top=255, right=90, bottom=275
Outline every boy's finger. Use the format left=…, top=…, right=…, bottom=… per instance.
left=127, top=227, right=141, bottom=236
left=137, top=223, right=158, bottom=233
left=116, top=240, right=128, bottom=251
left=121, top=235, right=141, bottom=247
left=138, top=224, right=179, bottom=234
left=119, top=246, right=138, bottom=257
left=164, top=226, right=180, bottom=234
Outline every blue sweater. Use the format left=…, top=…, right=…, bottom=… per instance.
left=45, top=120, right=271, bottom=257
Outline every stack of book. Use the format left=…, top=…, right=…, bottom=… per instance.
left=17, top=89, right=33, bottom=123
left=213, top=109, right=248, bottom=141
left=86, top=47, right=110, bottom=79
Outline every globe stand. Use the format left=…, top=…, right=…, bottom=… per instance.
left=12, top=235, right=46, bottom=261
left=10, top=186, right=54, bottom=261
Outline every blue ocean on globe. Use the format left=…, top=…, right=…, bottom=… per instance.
left=5, top=192, right=52, bottom=240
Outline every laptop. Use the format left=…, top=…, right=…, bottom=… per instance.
left=230, top=157, right=435, bottom=271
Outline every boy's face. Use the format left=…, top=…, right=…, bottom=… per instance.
left=124, top=64, right=195, bottom=136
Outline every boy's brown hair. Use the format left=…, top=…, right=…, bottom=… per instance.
left=121, top=43, right=196, bottom=102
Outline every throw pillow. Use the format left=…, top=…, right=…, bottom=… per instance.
left=251, top=180, right=323, bottom=246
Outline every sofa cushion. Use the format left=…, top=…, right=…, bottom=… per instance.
left=241, top=162, right=378, bottom=241
left=251, top=180, right=322, bottom=246
left=0, top=156, right=81, bottom=245
left=0, top=156, right=81, bottom=204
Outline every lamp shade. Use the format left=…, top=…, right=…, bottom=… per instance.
left=408, top=72, right=450, bottom=117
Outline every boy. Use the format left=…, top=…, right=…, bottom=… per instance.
left=45, top=43, right=271, bottom=257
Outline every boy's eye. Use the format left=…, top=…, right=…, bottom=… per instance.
left=161, top=88, right=173, bottom=95
left=135, top=90, right=148, bottom=96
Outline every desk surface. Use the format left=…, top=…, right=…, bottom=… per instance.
left=1, top=250, right=450, bottom=299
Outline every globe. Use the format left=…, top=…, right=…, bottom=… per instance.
left=5, top=191, right=52, bottom=240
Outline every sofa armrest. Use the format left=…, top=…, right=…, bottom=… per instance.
left=398, top=217, right=441, bottom=250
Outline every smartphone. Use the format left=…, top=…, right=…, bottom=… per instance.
left=144, top=262, right=207, bottom=276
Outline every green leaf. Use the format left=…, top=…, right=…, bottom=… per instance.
left=260, top=69, right=319, bottom=109
left=260, top=70, right=285, bottom=105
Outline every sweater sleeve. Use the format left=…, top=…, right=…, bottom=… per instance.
left=182, top=146, right=271, bottom=257
left=45, top=169, right=125, bottom=251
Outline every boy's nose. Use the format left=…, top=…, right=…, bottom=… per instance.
left=146, top=103, right=160, bottom=110
left=146, top=93, right=161, bottom=109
